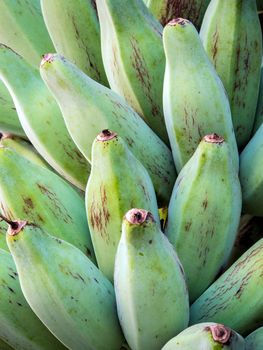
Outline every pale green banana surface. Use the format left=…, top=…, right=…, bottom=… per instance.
left=162, top=322, right=245, bottom=349
left=115, top=209, right=189, bottom=350
left=0, top=220, right=8, bottom=251
left=40, top=53, right=176, bottom=206
left=200, top=0, right=262, bottom=149
left=246, top=327, right=263, bottom=349
left=0, top=146, right=95, bottom=261
left=190, top=238, right=263, bottom=335
left=163, top=19, right=238, bottom=173
left=165, top=135, right=242, bottom=302
left=7, top=223, right=125, bottom=350
left=41, top=0, right=108, bottom=86
left=86, top=130, right=160, bottom=281
left=0, top=45, right=90, bottom=190
left=0, top=248, right=66, bottom=350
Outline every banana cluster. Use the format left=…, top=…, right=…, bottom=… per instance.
left=0, top=0, right=263, bottom=349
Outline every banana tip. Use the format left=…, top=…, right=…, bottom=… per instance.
left=7, top=220, right=27, bottom=236
left=97, top=129, right=117, bottom=141
left=203, top=134, right=224, bottom=144
left=205, top=324, right=231, bottom=344
left=167, top=18, right=190, bottom=27
left=125, top=209, right=154, bottom=225
left=40, top=53, right=55, bottom=67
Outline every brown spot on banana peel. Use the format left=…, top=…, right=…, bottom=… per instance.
left=205, top=324, right=232, bottom=344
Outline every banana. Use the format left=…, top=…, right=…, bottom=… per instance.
left=0, top=146, right=95, bottom=261
left=0, top=219, right=8, bottom=251
left=0, top=44, right=90, bottom=190
left=96, top=0, right=169, bottom=144
left=162, top=323, right=245, bottom=349
left=40, top=53, right=176, bottom=206
left=6, top=221, right=125, bottom=350
left=144, top=0, right=210, bottom=29
left=165, top=134, right=242, bottom=302
left=86, top=130, right=160, bottom=281
left=40, top=0, right=108, bottom=86
left=252, top=58, right=263, bottom=134
left=200, top=0, right=262, bottom=149
left=190, top=238, right=263, bottom=335
left=115, top=208, right=189, bottom=350
left=239, top=123, right=263, bottom=216
left=163, top=18, right=238, bottom=173
left=246, top=327, right=263, bottom=349
left=0, top=247, right=66, bottom=350
left=0, top=0, right=54, bottom=68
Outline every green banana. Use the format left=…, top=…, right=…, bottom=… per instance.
left=0, top=339, right=14, bottom=350
left=190, top=238, right=263, bottom=335
left=0, top=247, right=66, bottom=350
left=162, top=323, right=245, bottom=349
left=7, top=221, right=125, bottom=350
left=144, top=0, right=211, bottom=29
left=163, top=18, right=238, bottom=173
left=200, top=0, right=262, bottom=149
left=96, top=0, right=169, bottom=144
left=239, top=123, right=263, bottom=216
left=40, top=0, right=108, bottom=86
left=165, top=134, right=242, bottom=302
left=115, top=208, right=189, bottom=350
left=40, top=53, right=176, bottom=205
left=0, top=0, right=54, bottom=68
left=252, top=58, right=263, bottom=134
left=0, top=146, right=95, bottom=261
left=86, top=130, right=160, bottom=281
left=0, top=219, right=8, bottom=251
left=0, top=44, right=90, bottom=190
left=246, top=327, right=263, bottom=349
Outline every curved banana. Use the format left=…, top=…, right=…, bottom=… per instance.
left=162, top=323, right=245, bottom=349
left=7, top=221, right=125, bottom=350
left=246, top=327, right=263, bottom=349
left=165, top=134, right=242, bottom=302
left=0, top=146, right=95, bottom=261
left=115, top=208, right=189, bottom=350
left=96, top=0, right=169, bottom=144
left=200, top=0, right=262, bottom=149
left=86, top=130, right=159, bottom=281
left=40, top=0, right=108, bottom=86
left=40, top=53, right=176, bottom=206
left=163, top=18, right=238, bottom=173
left=0, top=44, right=90, bottom=190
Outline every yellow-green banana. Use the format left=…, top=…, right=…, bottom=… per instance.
left=246, top=327, right=263, bottom=349
left=7, top=221, right=125, bottom=350
left=163, top=18, right=238, bottom=173
left=40, top=53, right=176, bottom=206
left=115, top=208, right=189, bottom=350
left=200, top=0, right=262, bottom=149
left=165, top=134, right=242, bottom=302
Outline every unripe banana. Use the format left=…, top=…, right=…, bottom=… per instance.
left=0, top=146, right=95, bottom=261
left=40, top=53, right=176, bottom=206
left=96, top=0, right=169, bottom=144
left=252, top=59, right=263, bottom=134
left=0, top=220, right=8, bottom=251
left=162, top=323, right=245, bottom=349
left=144, top=0, right=210, bottom=29
left=0, top=44, right=90, bottom=190
left=200, top=0, right=262, bottom=149
left=163, top=18, right=238, bottom=173
left=86, top=130, right=159, bottom=281
left=115, top=208, right=189, bottom=350
left=165, top=134, right=242, bottom=302
left=190, top=238, right=263, bottom=335
left=40, top=0, right=108, bottom=86
left=7, top=221, right=125, bottom=350
left=246, top=327, right=263, bottom=349
left=0, top=247, right=66, bottom=350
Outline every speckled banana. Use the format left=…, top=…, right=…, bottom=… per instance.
left=190, top=238, right=263, bottom=335
left=0, top=248, right=66, bottom=350
left=115, top=208, right=189, bottom=350
left=144, top=0, right=210, bottom=29
left=96, top=0, right=169, bottom=144
left=0, top=220, right=8, bottom=251
left=0, top=44, right=90, bottom=190
left=40, top=0, right=108, bottom=86
left=0, top=146, right=95, bottom=261
left=40, top=53, right=176, bottom=206
left=163, top=18, right=238, bottom=173
left=165, top=134, right=242, bottom=302
left=162, top=323, right=245, bottom=349
left=7, top=221, right=125, bottom=350
left=253, top=58, right=263, bottom=133
left=239, top=123, right=263, bottom=216
left=246, top=327, right=263, bottom=349
left=200, top=0, right=262, bottom=149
